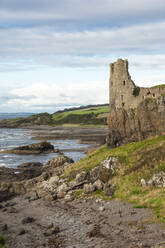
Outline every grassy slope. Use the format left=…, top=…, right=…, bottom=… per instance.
left=0, top=105, right=109, bottom=127
left=64, top=134, right=165, bottom=222
left=52, top=105, right=109, bottom=125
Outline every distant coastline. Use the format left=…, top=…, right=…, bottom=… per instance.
left=0, top=113, right=34, bottom=120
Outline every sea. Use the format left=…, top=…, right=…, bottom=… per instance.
left=0, top=113, right=90, bottom=169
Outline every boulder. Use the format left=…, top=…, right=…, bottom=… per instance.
left=84, top=183, right=96, bottom=194
left=45, top=155, right=74, bottom=168
left=147, top=172, right=165, bottom=187
left=75, top=171, right=88, bottom=183
left=100, top=157, right=121, bottom=174
left=141, top=178, right=146, bottom=187
left=90, top=157, right=120, bottom=183
left=93, top=179, right=104, bottom=190
left=103, top=183, right=115, bottom=196
left=1, top=141, right=55, bottom=154
left=56, top=183, right=69, bottom=198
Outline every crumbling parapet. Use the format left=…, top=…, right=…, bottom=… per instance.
left=109, top=59, right=165, bottom=110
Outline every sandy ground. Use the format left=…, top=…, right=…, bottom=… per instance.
left=0, top=195, right=165, bottom=248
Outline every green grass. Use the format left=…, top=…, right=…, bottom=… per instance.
left=74, top=190, right=84, bottom=197
left=94, top=190, right=112, bottom=200
left=151, top=84, right=165, bottom=89
left=52, top=106, right=109, bottom=126
left=64, top=134, right=165, bottom=222
left=0, top=234, right=7, bottom=248
left=0, top=105, right=109, bottom=127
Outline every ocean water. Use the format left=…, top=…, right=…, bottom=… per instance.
left=0, top=128, right=90, bottom=168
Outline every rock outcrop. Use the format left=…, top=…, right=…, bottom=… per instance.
left=0, top=141, right=57, bottom=154
left=0, top=156, right=119, bottom=202
left=141, top=172, right=165, bottom=187
left=107, top=97, right=165, bottom=146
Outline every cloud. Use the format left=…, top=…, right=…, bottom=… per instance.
left=0, top=0, right=165, bottom=112
left=0, top=0, right=165, bottom=27
left=6, top=81, right=108, bottom=112
left=0, top=21, right=165, bottom=72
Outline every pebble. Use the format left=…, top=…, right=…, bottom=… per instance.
left=99, top=206, right=105, bottom=212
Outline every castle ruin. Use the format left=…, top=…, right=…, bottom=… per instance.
left=107, top=59, right=165, bottom=147
left=110, top=59, right=165, bottom=110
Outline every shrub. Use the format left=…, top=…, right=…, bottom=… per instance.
left=133, top=86, right=140, bottom=97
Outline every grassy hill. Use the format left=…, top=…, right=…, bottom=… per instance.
left=0, top=104, right=109, bottom=128
left=64, top=134, right=165, bottom=223
left=52, top=105, right=109, bottom=125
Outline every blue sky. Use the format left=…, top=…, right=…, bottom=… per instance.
left=1, top=0, right=165, bottom=113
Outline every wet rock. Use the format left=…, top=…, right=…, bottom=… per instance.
left=84, top=183, right=96, bottom=194
left=1, top=141, right=55, bottom=154
left=16, top=162, right=43, bottom=180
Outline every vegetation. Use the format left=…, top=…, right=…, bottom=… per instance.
left=151, top=84, right=165, bottom=89
left=64, top=134, right=165, bottom=223
left=141, top=97, right=157, bottom=105
left=133, top=86, right=140, bottom=97
left=0, top=104, right=109, bottom=127
left=52, top=105, right=109, bottom=126
left=0, top=234, right=7, bottom=248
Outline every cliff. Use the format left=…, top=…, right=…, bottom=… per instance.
left=107, top=59, right=165, bottom=147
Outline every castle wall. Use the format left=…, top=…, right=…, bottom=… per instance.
left=107, top=58, right=165, bottom=147
left=110, top=59, right=165, bottom=110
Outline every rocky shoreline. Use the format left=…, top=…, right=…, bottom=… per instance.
left=0, top=128, right=165, bottom=247
left=1, top=153, right=165, bottom=247
left=29, top=126, right=108, bottom=146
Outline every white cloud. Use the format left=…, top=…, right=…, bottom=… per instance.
left=0, top=0, right=165, bottom=112
left=0, top=0, right=165, bottom=23
left=0, top=21, right=165, bottom=71
left=8, top=81, right=108, bottom=112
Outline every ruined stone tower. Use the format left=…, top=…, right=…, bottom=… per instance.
left=107, top=58, right=165, bottom=147
left=109, top=58, right=165, bottom=110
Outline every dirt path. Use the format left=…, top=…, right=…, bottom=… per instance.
left=0, top=196, right=165, bottom=248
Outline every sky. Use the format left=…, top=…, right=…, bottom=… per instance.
left=1, top=0, right=165, bottom=113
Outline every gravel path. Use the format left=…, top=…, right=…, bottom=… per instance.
left=0, top=196, right=165, bottom=248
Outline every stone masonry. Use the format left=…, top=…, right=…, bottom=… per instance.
left=107, top=59, right=165, bottom=147
left=110, top=59, right=165, bottom=110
